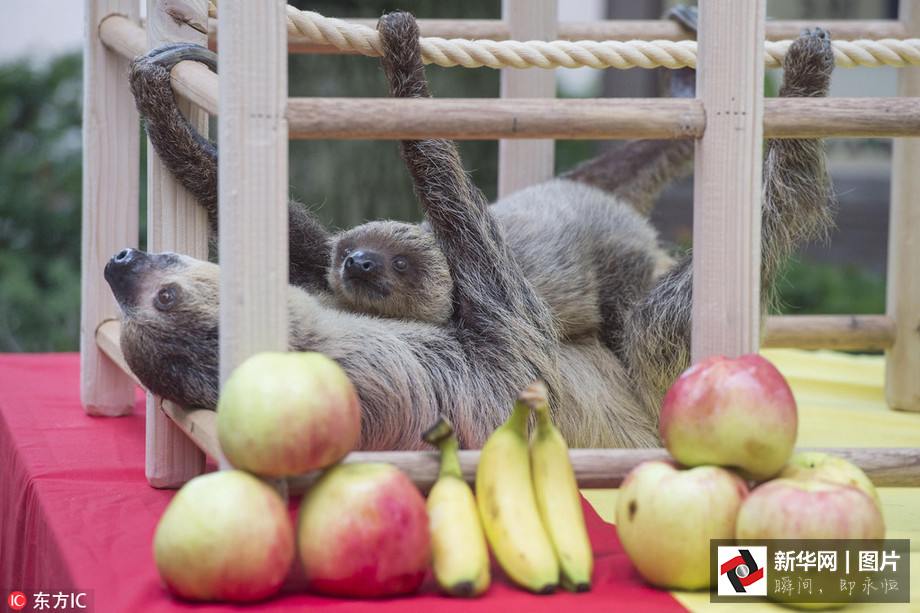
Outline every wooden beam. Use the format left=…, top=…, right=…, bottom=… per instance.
left=99, top=17, right=920, bottom=139
left=216, top=1, right=290, bottom=386
left=887, top=0, right=920, bottom=412
left=143, top=0, right=209, bottom=489
left=285, top=97, right=920, bottom=140
left=217, top=19, right=907, bottom=53
left=80, top=0, right=141, bottom=417
left=690, top=0, right=766, bottom=362
left=497, top=0, right=557, bottom=197
left=762, top=315, right=897, bottom=351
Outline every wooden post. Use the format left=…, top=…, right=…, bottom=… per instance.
left=886, top=0, right=920, bottom=412
left=217, top=2, right=289, bottom=385
left=498, top=0, right=557, bottom=197
left=144, top=0, right=209, bottom=487
left=80, top=0, right=140, bottom=417
left=690, top=0, right=766, bottom=362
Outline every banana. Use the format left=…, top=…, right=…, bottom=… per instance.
left=422, top=417, right=491, bottom=597
left=525, top=380, right=594, bottom=592
left=475, top=388, right=559, bottom=594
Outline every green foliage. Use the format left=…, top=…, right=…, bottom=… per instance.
left=775, top=259, right=886, bottom=315
left=0, top=52, right=84, bottom=351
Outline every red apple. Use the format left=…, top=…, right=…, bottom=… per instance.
left=615, top=460, right=750, bottom=590
left=153, top=470, right=296, bottom=602
left=659, top=354, right=797, bottom=481
left=777, top=451, right=883, bottom=516
left=297, top=462, right=431, bottom=598
left=735, top=478, right=885, bottom=541
left=217, top=351, right=361, bottom=478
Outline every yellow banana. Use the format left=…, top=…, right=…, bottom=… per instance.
left=525, top=381, right=594, bottom=592
left=422, top=417, right=491, bottom=597
left=475, top=388, right=559, bottom=594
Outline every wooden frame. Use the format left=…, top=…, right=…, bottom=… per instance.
left=82, top=0, right=920, bottom=490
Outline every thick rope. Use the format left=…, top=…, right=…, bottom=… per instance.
left=206, top=2, right=920, bottom=70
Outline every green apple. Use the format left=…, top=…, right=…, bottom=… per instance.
left=659, top=354, right=798, bottom=481
left=615, top=460, right=750, bottom=590
left=297, top=462, right=431, bottom=598
left=153, top=470, right=295, bottom=602
left=217, top=351, right=361, bottom=478
left=777, top=451, right=883, bottom=515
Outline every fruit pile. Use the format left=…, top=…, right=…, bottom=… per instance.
left=616, top=354, right=886, bottom=598
left=150, top=353, right=594, bottom=602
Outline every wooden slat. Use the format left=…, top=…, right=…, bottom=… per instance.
left=99, top=15, right=218, bottom=115
left=287, top=447, right=920, bottom=493
left=216, top=1, right=290, bottom=388
left=886, top=0, right=920, bottom=412
left=763, top=315, right=897, bottom=351
left=80, top=0, right=141, bottom=417
left=211, top=19, right=907, bottom=52
left=497, top=0, right=556, bottom=198
left=144, top=0, right=209, bottom=489
left=690, top=0, right=766, bottom=362
left=286, top=97, right=920, bottom=140
left=100, top=17, right=920, bottom=140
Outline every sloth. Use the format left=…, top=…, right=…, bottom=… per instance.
left=109, top=13, right=836, bottom=450
left=129, top=43, right=695, bottom=344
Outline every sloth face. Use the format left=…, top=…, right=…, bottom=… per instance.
left=104, top=248, right=221, bottom=408
left=328, top=220, right=453, bottom=325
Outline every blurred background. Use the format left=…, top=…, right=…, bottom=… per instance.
left=0, top=0, right=894, bottom=352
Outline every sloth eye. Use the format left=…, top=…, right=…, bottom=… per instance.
left=154, top=286, right=178, bottom=311
left=393, top=257, right=409, bottom=272
left=341, top=247, right=351, bottom=258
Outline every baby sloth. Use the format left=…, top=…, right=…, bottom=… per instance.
left=328, top=220, right=453, bottom=324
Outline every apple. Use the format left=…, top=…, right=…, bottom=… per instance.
left=736, top=478, right=885, bottom=609
left=777, top=451, right=883, bottom=515
left=615, top=460, right=750, bottom=590
left=153, top=470, right=296, bottom=602
left=659, top=353, right=797, bottom=481
left=217, top=351, right=361, bottom=478
left=735, top=478, right=885, bottom=541
left=297, top=462, right=431, bottom=598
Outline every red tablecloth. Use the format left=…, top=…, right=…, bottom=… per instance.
left=0, top=353, right=686, bottom=612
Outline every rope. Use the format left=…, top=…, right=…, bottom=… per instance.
left=206, top=2, right=920, bottom=70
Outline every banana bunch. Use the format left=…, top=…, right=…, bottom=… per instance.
left=475, top=380, right=594, bottom=594
left=527, top=381, right=594, bottom=592
left=422, top=417, right=491, bottom=597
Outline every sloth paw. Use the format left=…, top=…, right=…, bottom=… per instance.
left=780, top=27, right=836, bottom=98
left=128, top=43, right=216, bottom=120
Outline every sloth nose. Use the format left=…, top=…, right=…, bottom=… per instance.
left=344, top=251, right=380, bottom=278
left=112, top=248, right=138, bottom=266
left=105, top=248, right=150, bottom=302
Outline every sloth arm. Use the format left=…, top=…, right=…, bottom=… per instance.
left=621, top=28, right=837, bottom=412
left=128, top=45, right=332, bottom=294
left=376, top=13, right=559, bottom=371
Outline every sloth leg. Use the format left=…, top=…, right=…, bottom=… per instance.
left=622, top=27, right=837, bottom=415
left=128, top=43, right=333, bottom=292
left=129, top=44, right=219, bottom=227
left=377, top=11, right=561, bottom=384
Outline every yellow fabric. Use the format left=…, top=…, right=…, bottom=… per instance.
left=582, top=349, right=920, bottom=612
